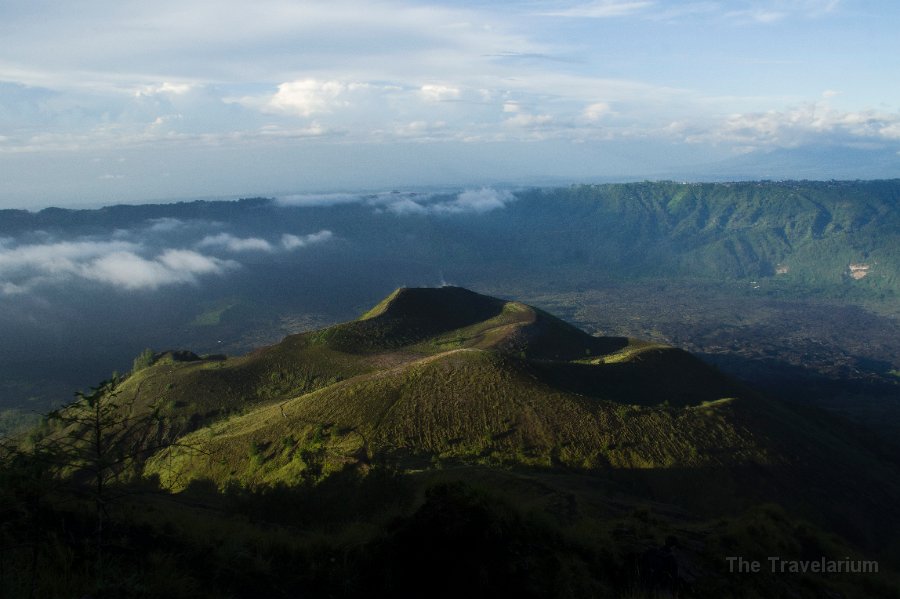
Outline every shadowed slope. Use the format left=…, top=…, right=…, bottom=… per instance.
left=19, top=285, right=900, bottom=591
left=90, top=284, right=892, bottom=538
left=139, top=287, right=865, bottom=500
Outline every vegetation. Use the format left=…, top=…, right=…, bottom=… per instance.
left=3, top=179, right=898, bottom=430
left=131, top=348, right=156, bottom=373
left=2, top=286, right=899, bottom=597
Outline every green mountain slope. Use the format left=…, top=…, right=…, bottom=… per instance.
left=127, top=288, right=900, bottom=544
left=6, top=286, right=900, bottom=598
left=502, top=180, right=900, bottom=296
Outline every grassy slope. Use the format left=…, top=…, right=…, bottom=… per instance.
left=136, top=288, right=900, bottom=561
left=10, top=286, right=900, bottom=598
left=143, top=288, right=765, bottom=487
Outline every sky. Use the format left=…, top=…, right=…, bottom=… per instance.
left=1, top=0, right=899, bottom=208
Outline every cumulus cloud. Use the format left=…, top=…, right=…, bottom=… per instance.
left=281, top=230, right=334, bottom=250
left=81, top=250, right=233, bottom=290
left=266, top=80, right=348, bottom=117
left=583, top=102, right=612, bottom=121
left=420, top=84, right=461, bottom=102
left=0, top=0, right=886, bottom=194
left=135, top=81, right=194, bottom=97
left=0, top=240, right=140, bottom=277
left=0, top=239, right=235, bottom=294
left=686, top=103, right=900, bottom=148
left=196, top=233, right=274, bottom=252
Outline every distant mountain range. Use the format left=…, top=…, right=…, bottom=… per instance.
left=696, top=146, right=900, bottom=182
left=3, top=178, right=897, bottom=295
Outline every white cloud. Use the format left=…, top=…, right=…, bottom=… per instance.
left=0, top=0, right=893, bottom=195
left=879, top=122, right=900, bottom=140
left=279, top=189, right=517, bottom=216
left=727, top=9, right=787, bottom=23
left=583, top=102, right=611, bottom=121
left=196, top=233, right=274, bottom=252
left=157, top=249, right=227, bottom=273
left=81, top=251, right=220, bottom=289
left=385, top=198, right=430, bottom=215
left=146, top=217, right=187, bottom=232
left=280, top=230, right=334, bottom=250
left=0, top=239, right=234, bottom=293
left=266, top=80, right=348, bottom=117
left=0, top=240, right=139, bottom=276
left=725, top=0, right=841, bottom=23
left=504, top=113, right=553, bottom=128
left=420, top=84, right=461, bottom=102
left=433, top=188, right=515, bottom=214
left=540, top=1, right=654, bottom=18
left=687, top=103, right=900, bottom=147
left=1, top=281, right=28, bottom=295
left=135, top=81, right=194, bottom=97
left=382, top=188, right=515, bottom=215
left=196, top=230, right=335, bottom=252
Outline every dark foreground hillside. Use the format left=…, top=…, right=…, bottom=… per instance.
left=2, top=287, right=899, bottom=598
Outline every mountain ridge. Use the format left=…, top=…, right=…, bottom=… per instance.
left=6, top=285, right=900, bottom=598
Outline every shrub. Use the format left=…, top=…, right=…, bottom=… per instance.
left=132, top=348, right=156, bottom=373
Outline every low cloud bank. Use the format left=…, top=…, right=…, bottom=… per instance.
left=431, top=188, right=515, bottom=214
left=281, top=230, right=334, bottom=249
left=197, top=233, right=275, bottom=252
left=196, top=230, right=333, bottom=252
left=81, top=249, right=236, bottom=290
left=276, top=188, right=516, bottom=215
left=0, top=239, right=237, bottom=294
left=0, top=227, right=335, bottom=295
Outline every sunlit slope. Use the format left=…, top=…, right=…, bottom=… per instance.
left=147, top=346, right=787, bottom=489
left=136, top=286, right=864, bottom=493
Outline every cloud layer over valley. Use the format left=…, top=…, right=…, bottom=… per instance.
left=0, top=220, right=334, bottom=295
left=277, top=188, right=515, bottom=215
left=0, top=187, right=519, bottom=297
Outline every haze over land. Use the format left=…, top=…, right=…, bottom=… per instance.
left=2, top=0, right=900, bottom=207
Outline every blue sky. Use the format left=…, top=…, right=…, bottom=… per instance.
left=1, top=0, right=899, bottom=208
